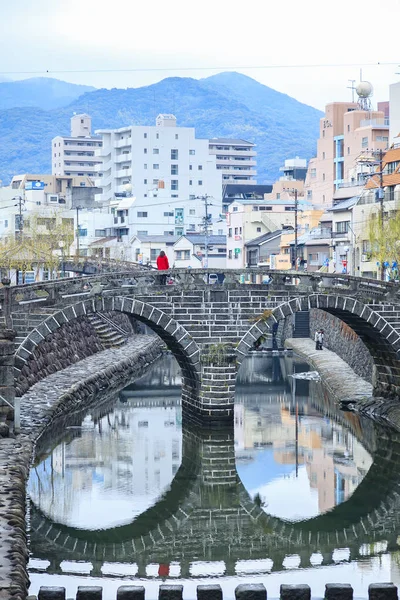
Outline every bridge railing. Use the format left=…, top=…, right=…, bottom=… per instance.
left=0, top=269, right=398, bottom=315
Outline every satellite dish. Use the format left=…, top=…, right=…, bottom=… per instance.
left=356, top=81, right=373, bottom=98
left=124, top=183, right=132, bottom=193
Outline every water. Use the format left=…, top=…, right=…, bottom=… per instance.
left=27, top=354, right=400, bottom=598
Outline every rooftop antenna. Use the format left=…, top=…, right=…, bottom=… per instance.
left=356, top=79, right=373, bottom=111
left=347, top=79, right=356, bottom=102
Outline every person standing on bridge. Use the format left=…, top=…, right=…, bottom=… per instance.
left=315, top=329, right=324, bottom=350
left=157, top=250, right=169, bottom=285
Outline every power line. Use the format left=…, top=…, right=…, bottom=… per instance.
left=0, top=61, right=398, bottom=77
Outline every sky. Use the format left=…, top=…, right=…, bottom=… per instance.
left=1, top=0, right=400, bottom=110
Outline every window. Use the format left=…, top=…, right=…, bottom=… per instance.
left=153, top=179, right=159, bottom=185
left=189, top=209, right=195, bottom=215
left=385, top=161, right=399, bottom=174
left=189, top=194, right=196, bottom=200
left=189, top=165, right=193, bottom=171
left=235, top=227, right=238, bottom=235
left=164, top=230, right=174, bottom=236
left=95, top=229, right=106, bottom=237
left=171, top=149, right=178, bottom=160
left=362, top=240, right=371, bottom=253
left=228, top=250, right=232, bottom=259
left=218, top=229, right=223, bottom=236
left=233, top=207, right=238, bottom=212
left=153, top=148, right=159, bottom=154
left=311, top=168, right=316, bottom=178
left=347, top=147, right=350, bottom=155
left=137, top=211, right=148, bottom=218
left=150, top=248, right=160, bottom=261
left=387, top=186, right=395, bottom=201
left=156, top=133, right=159, bottom=139
left=171, top=180, right=178, bottom=190
left=171, top=164, right=178, bottom=175
left=257, top=227, right=261, bottom=233
left=322, top=152, right=325, bottom=159
left=198, top=180, right=203, bottom=185
left=78, top=228, right=87, bottom=237
left=144, top=133, right=147, bottom=138
left=189, top=149, right=195, bottom=155
left=347, top=124, right=350, bottom=132
left=144, top=164, right=147, bottom=169
left=144, top=179, right=147, bottom=184
left=307, top=190, right=312, bottom=200
left=198, top=165, right=203, bottom=171
left=175, top=134, right=178, bottom=140
left=189, top=180, right=193, bottom=186
left=362, top=136, right=368, bottom=148
left=137, top=230, right=148, bottom=236
left=323, top=173, right=325, bottom=181
left=153, top=164, right=159, bottom=169
left=259, top=206, right=272, bottom=211
left=144, top=148, right=147, bottom=154
left=164, top=211, right=174, bottom=217
left=171, top=194, right=178, bottom=198
left=336, top=221, right=349, bottom=233
left=276, top=193, right=280, bottom=199
left=4, top=220, right=8, bottom=228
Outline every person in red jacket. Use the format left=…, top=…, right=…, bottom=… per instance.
left=156, top=250, right=169, bottom=284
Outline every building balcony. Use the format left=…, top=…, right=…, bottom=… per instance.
left=359, top=118, right=389, bottom=129
left=114, top=138, right=132, bottom=149
left=115, top=153, right=132, bottom=163
left=95, top=146, right=111, bottom=158
left=210, top=148, right=257, bottom=157
left=115, top=168, right=132, bottom=178
left=220, top=168, right=257, bottom=176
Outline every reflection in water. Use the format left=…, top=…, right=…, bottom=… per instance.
left=28, top=354, right=400, bottom=598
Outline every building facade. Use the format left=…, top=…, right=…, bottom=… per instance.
left=208, top=138, right=257, bottom=185
left=94, top=115, right=223, bottom=239
left=52, top=114, right=103, bottom=178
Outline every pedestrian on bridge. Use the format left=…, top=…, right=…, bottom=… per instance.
left=315, top=329, right=324, bottom=350
left=157, top=251, right=169, bottom=285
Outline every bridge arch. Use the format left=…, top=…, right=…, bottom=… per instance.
left=236, top=293, right=400, bottom=396
left=15, top=296, right=200, bottom=394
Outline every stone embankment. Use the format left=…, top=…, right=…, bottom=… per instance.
left=284, top=338, right=373, bottom=404
left=0, top=335, right=162, bottom=600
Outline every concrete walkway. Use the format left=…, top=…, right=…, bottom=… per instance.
left=285, top=338, right=373, bottom=403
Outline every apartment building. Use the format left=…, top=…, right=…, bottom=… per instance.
left=304, top=99, right=389, bottom=209
left=208, top=138, right=257, bottom=185
left=52, top=114, right=103, bottom=178
left=94, top=115, right=223, bottom=239
left=226, top=198, right=300, bottom=268
left=222, top=183, right=272, bottom=213
left=390, top=81, right=400, bottom=145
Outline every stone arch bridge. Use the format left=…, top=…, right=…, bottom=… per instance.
left=2, top=269, right=400, bottom=423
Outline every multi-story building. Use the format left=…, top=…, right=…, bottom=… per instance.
left=10, top=173, right=95, bottom=195
left=52, top=114, right=103, bottom=178
left=94, top=115, right=223, bottom=239
left=304, top=95, right=389, bottom=209
left=208, top=138, right=257, bottom=185
left=222, top=183, right=272, bottom=213
left=279, top=157, right=307, bottom=182
left=390, top=81, right=400, bottom=145
left=226, top=198, right=301, bottom=268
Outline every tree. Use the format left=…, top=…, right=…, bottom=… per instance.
left=368, top=209, right=400, bottom=275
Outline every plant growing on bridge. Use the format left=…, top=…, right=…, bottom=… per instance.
left=368, top=209, right=400, bottom=274
left=249, top=309, right=273, bottom=324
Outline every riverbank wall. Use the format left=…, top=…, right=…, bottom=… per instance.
left=0, top=335, right=163, bottom=600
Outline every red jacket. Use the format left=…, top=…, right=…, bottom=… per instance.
left=157, top=255, right=169, bottom=270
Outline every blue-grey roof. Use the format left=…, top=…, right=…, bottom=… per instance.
left=245, top=230, right=285, bottom=247
left=328, top=196, right=359, bottom=211
left=133, top=235, right=178, bottom=243
left=181, top=235, right=226, bottom=245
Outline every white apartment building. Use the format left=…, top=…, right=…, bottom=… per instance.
left=52, top=114, right=103, bottom=178
left=94, top=115, right=223, bottom=239
left=209, top=138, right=257, bottom=185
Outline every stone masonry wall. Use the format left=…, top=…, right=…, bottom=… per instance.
left=309, top=308, right=374, bottom=383
left=15, top=317, right=104, bottom=397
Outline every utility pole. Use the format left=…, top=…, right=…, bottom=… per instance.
left=196, top=195, right=212, bottom=268
left=14, top=196, right=24, bottom=240
left=294, top=189, right=298, bottom=270
left=376, top=149, right=385, bottom=281
left=76, top=206, right=80, bottom=257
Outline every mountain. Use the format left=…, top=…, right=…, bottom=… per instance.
left=0, top=77, right=95, bottom=111
left=0, top=73, right=322, bottom=185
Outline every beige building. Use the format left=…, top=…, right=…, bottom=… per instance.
left=208, top=138, right=257, bottom=185
left=304, top=100, right=389, bottom=209
left=10, top=173, right=95, bottom=196
left=52, top=114, right=102, bottom=179
left=226, top=198, right=299, bottom=268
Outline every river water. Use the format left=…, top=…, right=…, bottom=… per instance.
left=27, top=353, right=400, bottom=598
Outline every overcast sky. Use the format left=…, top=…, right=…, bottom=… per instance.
left=1, top=0, right=399, bottom=110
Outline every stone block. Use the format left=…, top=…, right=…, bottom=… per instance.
left=76, top=586, right=103, bottom=599
left=117, top=586, right=145, bottom=600
left=325, top=583, right=353, bottom=600
left=159, top=585, right=184, bottom=600
left=38, top=587, right=66, bottom=600
left=235, top=583, right=266, bottom=600
left=280, top=584, right=310, bottom=600
left=368, top=583, right=398, bottom=600
left=197, top=584, right=223, bottom=600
